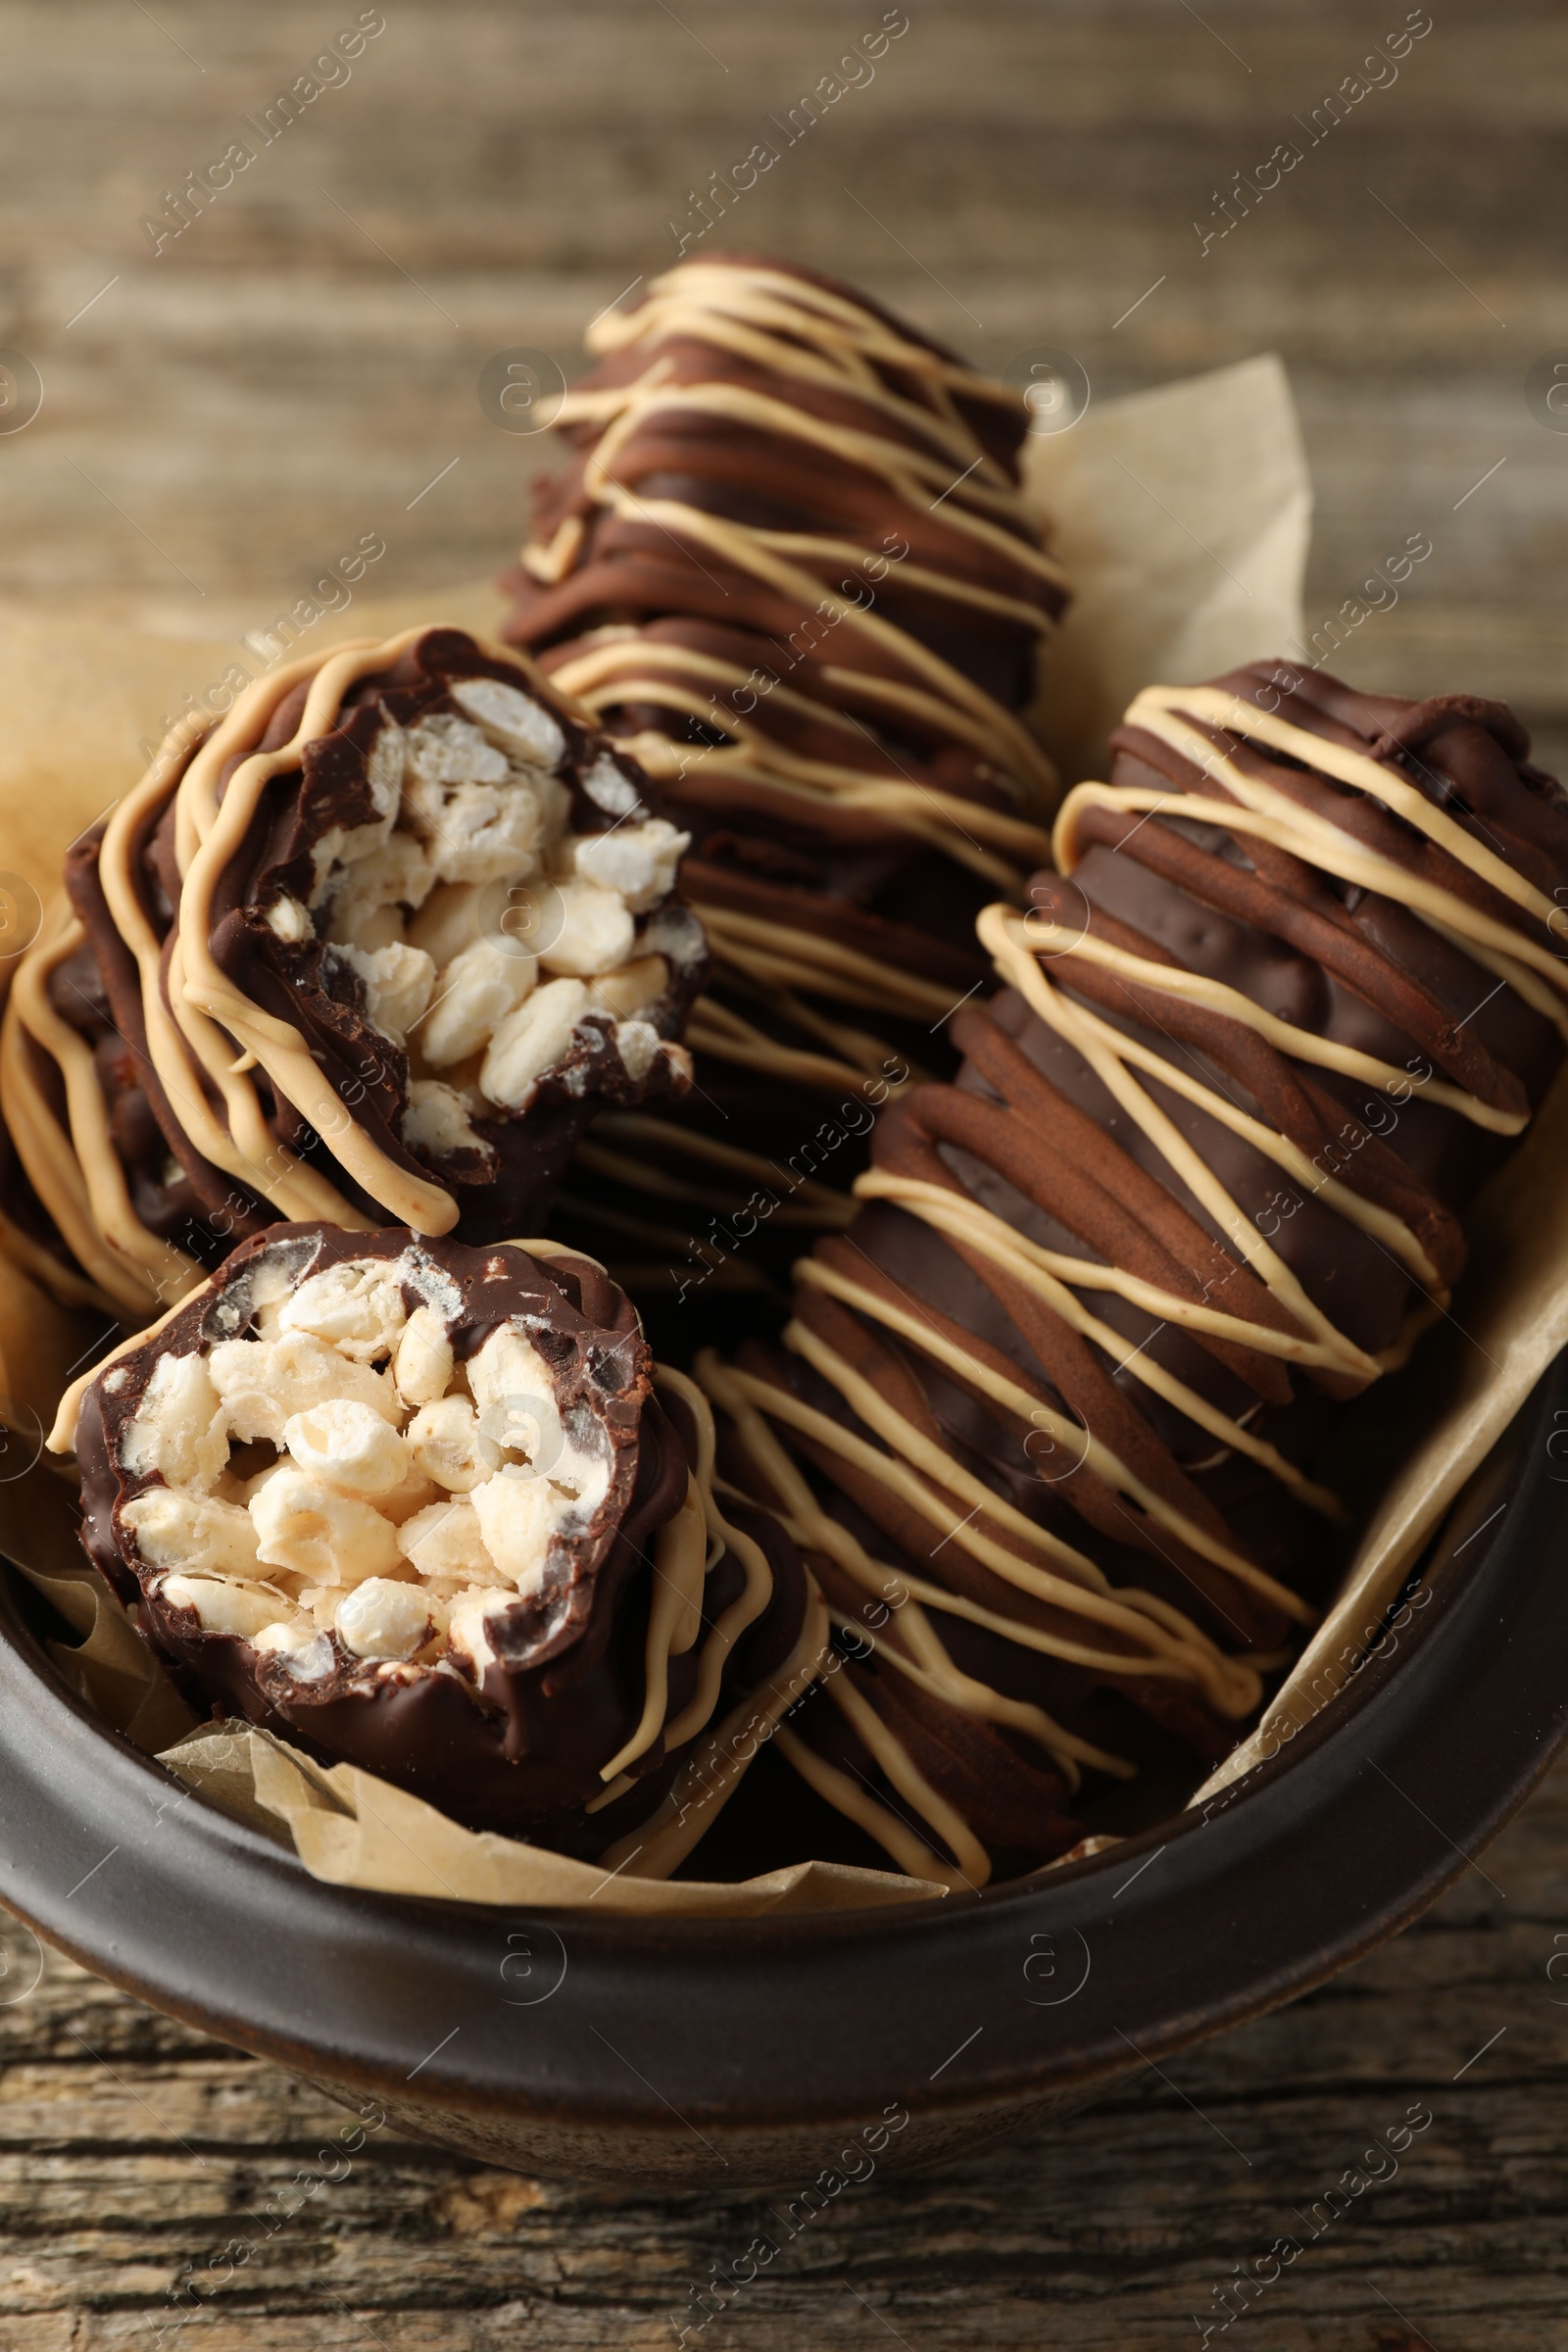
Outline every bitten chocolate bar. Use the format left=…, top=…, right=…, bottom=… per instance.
left=59, top=1223, right=818, bottom=1866
left=0, top=627, right=707, bottom=1322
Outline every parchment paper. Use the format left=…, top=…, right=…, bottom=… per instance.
left=0, top=1449, right=197, bottom=1753
left=1023, top=353, right=1311, bottom=786
left=0, top=1253, right=103, bottom=1440
left=156, top=1721, right=939, bottom=1917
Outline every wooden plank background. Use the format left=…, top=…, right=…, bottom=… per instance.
left=0, top=4, right=1565, bottom=2344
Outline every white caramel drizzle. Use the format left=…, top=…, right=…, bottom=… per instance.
left=552, top=641, right=1053, bottom=891
left=172, top=632, right=463, bottom=1234
left=524, top=265, right=1062, bottom=1046
left=968, top=682, right=1565, bottom=1440
left=856, top=1171, right=1347, bottom=1374
left=704, top=1262, right=1312, bottom=1884
left=1111, top=683, right=1564, bottom=931
left=0, top=1192, right=121, bottom=1320
left=554, top=466, right=1054, bottom=806
left=555, top=1120, right=858, bottom=1295
left=698, top=1348, right=1136, bottom=1786
left=791, top=1255, right=1312, bottom=1623
left=772, top=1720, right=968, bottom=1888
left=820, top=1597, right=1131, bottom=1791
left=602, top=1578, right=831, bottom=1880
left=595, top=1467, right=710, bottom=1788
left=519, top=263, right=1063, bottom=1257
left=981, top=904, right=1393, bottom=1390
left=96, top=664, right=379, bottom=1236
left=1, top=907, right=204, bottom=1317
left=538, top=263, right=1064, bottom=794
left=741, top=683, right=1567, bottom=1884
left=1057, top=683, right=1568, bottom=1038
left=850, top=1169, right=1344, bottom=1519
left=703, top=1334, right=1266, bottom=1891
left=590, top=1365, right=779, bottom=1799
left=1020, top=903, right=1523, bottom=1143
left=2, top=638, right=440, bottom=1315
left=1017, top=914, right=1522, bottom=1136
left=802, top=1660, right=993, bottom=1891
left=701, top=1346, right=1268, bottom=1718
left=674, top=913, right=940, bottom=1107
left=578, top=1116, right=857, bottom=1230
left=563, top=950, right=932, bottom=1299
left=694, top=905, right=959, bottom=1025
left=991, top=930, right=1446, bottom=1293
left=685, top=990, right=917, bottom=1097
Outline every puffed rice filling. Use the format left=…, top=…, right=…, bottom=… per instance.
left=274, top=673, right=698, bottom=1154
left=119, top=1250, right=612, bottom=1686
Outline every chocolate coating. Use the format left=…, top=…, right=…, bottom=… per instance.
left=74, top=1224, right=808, bottom=1856
left=711, top=663, right=1568, bottom=1885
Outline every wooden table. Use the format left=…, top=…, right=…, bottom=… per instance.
left=1, top=5, right=1565, bottom=2343
left=4, top=1762, right=1564, bottom=2352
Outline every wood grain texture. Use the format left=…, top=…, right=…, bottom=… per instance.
left=1, top=1755, right=1565, bottom=2351
left=0, top=1, right=1562, bottom=709
left=0, top=4, right=1565, bottom=2345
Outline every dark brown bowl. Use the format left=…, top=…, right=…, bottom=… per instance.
left=0, top=1362, right=1564, bottom=2191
